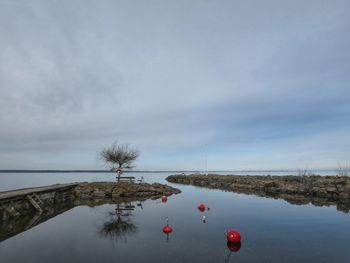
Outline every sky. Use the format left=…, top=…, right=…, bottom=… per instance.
left=0, top=0, right=349, bottom=171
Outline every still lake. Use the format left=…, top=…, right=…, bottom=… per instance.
left=0, top=171, right=349, bottom=263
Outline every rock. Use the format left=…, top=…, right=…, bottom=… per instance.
left=326, top=186, right=337, bottom=193
left=92, top=189, right=106, bottom=198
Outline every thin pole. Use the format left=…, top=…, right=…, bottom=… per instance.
left=205, top=144, right=207, bottom=175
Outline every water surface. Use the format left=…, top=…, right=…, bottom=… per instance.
left=0, top=172, right=348, bottom=262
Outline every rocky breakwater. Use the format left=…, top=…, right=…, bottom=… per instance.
left=74, top=182, right=181, bottom=203
left=0, top=182, right=181, bottom=222
left=167, top=174, right=350, bottom=213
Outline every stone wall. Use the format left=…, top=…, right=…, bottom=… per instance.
left=0, top=187, right=76, bottom=221
left=167, top=174, right=350, bottom=212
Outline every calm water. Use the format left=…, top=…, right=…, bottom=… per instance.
left=1, top=171, right=349, bottom=263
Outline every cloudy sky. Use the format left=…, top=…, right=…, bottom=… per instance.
left=0, top=0, right=349, bottom=170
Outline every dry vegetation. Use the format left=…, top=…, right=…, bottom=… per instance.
left=101, top=142, right=139, bottom=169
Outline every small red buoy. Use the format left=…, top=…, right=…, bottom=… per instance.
left=226, top=230, right=241, bottom=243
left=161, top=195, right=167, bottom=203
left=198, top=203, right=206, bottom=212
left=162, top=225, right=173, bottom=233
left=163, top=218, right=173, bottom=241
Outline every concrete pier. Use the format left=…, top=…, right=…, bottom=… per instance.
left=0, top=183, right=80, bottom=201
left=0, top=183, right=80, bottom=222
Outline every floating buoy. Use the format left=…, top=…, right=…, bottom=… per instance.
left=227, top=241, right=241, bottom=252
left=163, top=218, right=173, bottom=242
left=198, top=203, right=206, bottom=212
left=161, top=195, right=167, bottom=203
left=162, top=225, right=173, bottom=233
left=163, top=217, right=173, bottom=234
left=226, top=230, right=241, bottom=243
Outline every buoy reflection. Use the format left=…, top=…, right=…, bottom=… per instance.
left=225, top=241, right=242, bottom=262
left=198, top=203, right=206, bottom=212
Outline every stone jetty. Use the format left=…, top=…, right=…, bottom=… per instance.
left=167, top=174, right=350, bottom=213
left=0, top=181, right=180, bottom=222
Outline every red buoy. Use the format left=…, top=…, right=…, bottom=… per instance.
left=198, top=203, right=206, bottom=212
left=163, top=225, right=173, bottom=233
left=226, top=230, right=241, bottom=243
left=161, top=195, right=167, bottom=203
left=162, top=218, right=173, bottom=241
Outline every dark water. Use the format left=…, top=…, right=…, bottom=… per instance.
left=1, top=172, right=349, bottom=263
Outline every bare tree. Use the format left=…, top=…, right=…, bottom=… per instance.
left=101, top=142, right=139, bottom=170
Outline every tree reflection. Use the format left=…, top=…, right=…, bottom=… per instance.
left=98, top=203, right=138, bottom=244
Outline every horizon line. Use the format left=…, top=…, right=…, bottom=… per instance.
left=0, top=168, right=338, bottom=173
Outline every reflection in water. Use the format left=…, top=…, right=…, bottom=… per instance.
left=0, top=202, right=75, bottom=243
left=0, top=200, right=141, bottom=245
left=98, top=203, right=138, bottom=244
left=136, top=200, right=144, bottom=209
left=225, top=242, right=242, bottom=263
left=191, top=185, right=350, bottom=213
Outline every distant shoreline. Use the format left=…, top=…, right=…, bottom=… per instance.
left=0, top=169, right=337, bottom=173
left=0, top=170, right=198, bottom=173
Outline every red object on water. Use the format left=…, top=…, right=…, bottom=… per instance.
left=198, top=203, right=206, bottom=212
left=226, top=230, right=241, bottom=243
left=163, top=225, right=173, bottom=233
left=161, top=195, right=167, bottom=203
left=227, top=241, right=241, bottom=252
